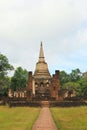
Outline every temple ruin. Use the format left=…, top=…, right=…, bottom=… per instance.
left=26, top=42, right=60, bottom=100
left=8, top=42, right=60, bottom=101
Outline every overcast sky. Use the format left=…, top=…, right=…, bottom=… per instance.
left=0, top=0, right=87, bottom=75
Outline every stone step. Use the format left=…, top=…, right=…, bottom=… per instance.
left=41, top=101, right=50, bottom=107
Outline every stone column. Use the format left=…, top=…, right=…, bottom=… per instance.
left=32, top=80, right=35, bottom=95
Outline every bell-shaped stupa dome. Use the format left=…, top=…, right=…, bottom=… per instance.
left=34, top=42, right=51, bottom=79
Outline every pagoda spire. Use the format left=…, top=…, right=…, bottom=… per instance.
left=39, top=41, right=45, bottom=62
left=34, top=41, right=51, bottom=78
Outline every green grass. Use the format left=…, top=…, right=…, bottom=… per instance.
left=50, top=106, right=87, bottom=130
left=0, top=106, right=40, bottom=130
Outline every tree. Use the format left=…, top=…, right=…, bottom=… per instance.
left=0, top=53, right=14, bottom=95
left=78, top=77, right=87, bottom=97
left=69, top=68, right=82, bottom=82
left=10, top=67, right=28, bottom=90
left=60, top=71, right=70, bottom=86
left=0, top=53, right=13, bottom=75
left=63, top=82, right=81, bottom=97
left=60, top=69, right=83, bottom=97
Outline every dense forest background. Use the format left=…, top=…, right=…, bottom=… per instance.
left=0, top=53, right=87, bottom=98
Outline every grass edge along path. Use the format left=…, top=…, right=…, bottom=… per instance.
left=0, top=106, right=40, bottom=130
left=50, top=106, right=87, bottom=130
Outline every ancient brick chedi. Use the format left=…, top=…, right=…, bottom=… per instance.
left=26, top=42, right=60, bottom=100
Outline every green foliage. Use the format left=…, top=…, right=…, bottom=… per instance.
left=60, top=68, right=87, bottom=97
left=63, top=82, right=81, bottom=97
left=60, top=68, right=82, bottom=85
left=0, top=76, right=11, bottom=96
left=0, top=53, right=13, bottom=95
left=69, top=68, right=82, bottom=82
left=60, top=71, right=70, bottom=85
left=0, top=53, right=13, bottom=75
left=10, top=67, right=28, bottom=90
left=63, top=82, right=80, bottom=90
left=78, top=78, right=87, bottom=97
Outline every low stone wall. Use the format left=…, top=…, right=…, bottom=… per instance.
left=0, top=96, right=8, bottom=105
left=8, top=100, right=87, bottom=107
left=49, top=101, right=87, bottom=107
left=1, top=97, right=87, bottom=107
left=8, top=98, right=41, bottom=107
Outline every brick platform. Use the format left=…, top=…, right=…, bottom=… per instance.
left=31, top=107, right=58, bottom=130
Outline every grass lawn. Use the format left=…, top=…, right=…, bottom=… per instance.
left=50, top=106, right=87, bottom=130
left=0, top=106, right=40, bottom=130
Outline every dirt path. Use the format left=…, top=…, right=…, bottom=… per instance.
left=31, top=107, right=58, bottom=130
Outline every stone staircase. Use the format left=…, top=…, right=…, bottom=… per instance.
left=41, top=101, right=50, bottom=107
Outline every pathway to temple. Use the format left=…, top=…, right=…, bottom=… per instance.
left=31, top=105, right=58, bottom=130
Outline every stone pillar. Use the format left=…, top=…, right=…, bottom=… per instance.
left=26, top=71, right=32, bottom=90
left=32, top=80, right=35, bottom=95
left=26, top=71, right=33, bottom=99
left=50, top=70, right=60, bottom=100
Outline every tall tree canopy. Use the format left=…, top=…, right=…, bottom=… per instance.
left=0, top=53, right=13, bottom=95
left=10, top=67, right=28, bottom=91
left=78, top=78, right=87, bottom=97
left=60, top=71, right=70, bottom=86
left=69, top=68, right=82, bottom=82
left=0, top=53, right=13, bottom=75
left=60, top=68, right=87, bottom=98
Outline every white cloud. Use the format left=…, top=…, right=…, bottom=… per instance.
left=0, top=0, right=87, bottom=74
